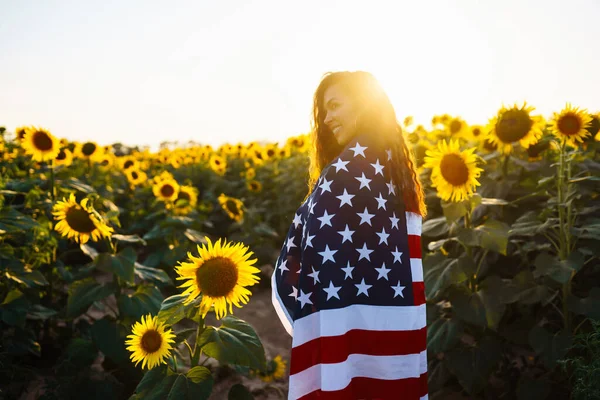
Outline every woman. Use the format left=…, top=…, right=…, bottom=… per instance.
left=272, top=71, right=428, bottom=400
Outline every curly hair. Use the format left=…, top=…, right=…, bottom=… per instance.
left=307, top=71, right=426, bottom=216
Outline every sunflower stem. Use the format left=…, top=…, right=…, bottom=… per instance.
left=502, top=154, right=510, bottom=177
left=49, top=159, right=55, bottom=202
left=191, top=316, right=205, bottom=367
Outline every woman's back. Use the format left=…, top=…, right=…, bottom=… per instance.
left=272, top=134, right=428, bottom=400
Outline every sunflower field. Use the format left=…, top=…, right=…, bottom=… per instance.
left=1, top=103, right=599, bottom=399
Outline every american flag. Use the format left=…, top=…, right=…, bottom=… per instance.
left=271, top=134, right=428, bottom=400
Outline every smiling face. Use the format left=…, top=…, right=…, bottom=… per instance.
left=323, top=83, right=359, bottom=147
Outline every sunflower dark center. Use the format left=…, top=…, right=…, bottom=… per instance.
left=225, top=199, right=239, bottom=214
left=56, top=150, right=67, bottom=160
left=587, top=116, right=600, bottom=136
left=141, top=330, right=162, bottom=353
left=440, top=154, right=469, bottom=186
left=250, top=182, right=259, bottom=190
left=101, top=159, right=109, bottom=166
left=472, top=128, right=481, bottom=137
left=65, top=207, right=96, bottom=233
left=496, top=109, right=533, bottom=143
left=82, top=143, right=97, bottom=156
left=32, top=131, right=54, bottom=151
left=124, top=160, right=134, bottom=169
left=160, top=184, right=175, bottom=197
left=267, top=149, right=275, bottom=157
left=557, top=114, right=582, bottom=136
left=196, top=256, right=239, bottom=297
left=178, top=191, right=191, bottom=201
left=131, top=171, right=139, bottom=179
left=449, top=120, right=462, bottom=135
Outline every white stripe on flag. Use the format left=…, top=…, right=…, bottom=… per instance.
left=271, top=267, right=294, bottom=336
left=288, top=350, right=428, bottom=400
left=410, top=258, right=423, bottom=282
left=291, top=303, right=426, bottom=347
left=405, top=212, right=422, bottom=236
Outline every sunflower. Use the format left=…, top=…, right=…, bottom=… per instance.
left=549, top=103, right=592, bottom=148
left=14, top=126, right=30, bottom=142
left=445, top=117, right=470, bottom=139
left=125, top=314, right=175, bottom=370
left=175, top=236, right=260, bottom=319
left=52, top=193, right=114, bottom=244
left=423, top=140, right=483, bottom=202
left=77, top=141, right=104, bottom=161
left=120, top=155, right=140, bottom=171
left=97, top=153, right=115, bottom=169
left=54, top=148, right=74, bottom=167
left=20, top=127, right=60, bottom=162
left=486, top=102, right=545, bottom=154
left=245, top=167, right=256, bottom=180
left=586, top=113, right=599, bottom=141
left=254, top=355, right=288, bottom=383
left=152, top=170, right=174, bottom=184
left=153, top=178, right=180, bottom=202
left=467, top=125, right=486, bottom=142
left=218, top=193, right=244, bottom=222
left=209, top=154, right=227, bottom=173
left=126, top=168, right=147, bottom=186
left=246, top=180, right=262, bottom=193
left=174, top=185, right=198, bottom=215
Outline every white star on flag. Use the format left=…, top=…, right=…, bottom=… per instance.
left=308, top=266, right=320, bottom=284
left=357, top=207, right=375, bottom=226
left=304, top=233, right=315, bottom=249
left=292, top=212, right=303, bottom=228
left=286, top=235, right=297, bottom=252
left=375, top=192, right=387, bottom=210
left=317, top=210, right=335, bottom=228
left=355, top=278, right=372, bottom=297
left=376, top=227, right=390, bottom=245
left=390, top=212, right=400, bottom=230
left=289, top=286, right=298, bottom=300
left=392, top=281, right=406, bottom=298
left=337, top=224, right=355, bottom=243
left=297, top=289, right=313, bottom=308
left=278, top=259, right=289, bottom=272
left=355, top=172, right=372, bottom=190
left=392, top=246, right=403, bottom=264
left=370, top=159, right=384, bottom=176
left=374, top=262, right=391, bottom=280
left=356, top=243, right=374, bottom=261
left=336, top=188, right=355, bottom=208
left=319, top=177, right=333, bottom=194
left=331, top=158, right=349, bottom=172
left=323, top=281, right=342, bottom=300
left=318, top=244, right=337, bottom=263
left=341, top=261, right=355, bottom=280
left=386, top=179, right=396, bottom=195
left=349, top=142, right=367, bottom=158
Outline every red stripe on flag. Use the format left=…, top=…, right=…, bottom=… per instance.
left=298, top=372, right=428, bottom=400
left=290, top=328, right=427, bottom=375
left=412, top=282, right=426, bottom=305
left=408, top=234, right=421, bottom=259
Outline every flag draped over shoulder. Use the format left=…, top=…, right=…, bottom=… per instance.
left=271, top=133, right=428, bottom=400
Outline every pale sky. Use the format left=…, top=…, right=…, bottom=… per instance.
left=1, top=0, right=599, bottom=150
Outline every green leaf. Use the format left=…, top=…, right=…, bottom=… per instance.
left=528, top=326, right=572, bottom=369
left=112, top=234, right=147, bottom=246
left=423, top=253, right=468, bottom=299
left=422, top=216, right=450, bottom=237
left=157, top=294, right=202, bottom=326
left=253, top=223, right=279, bottom=238
left=456, top=228, right=479, bottom=247
left=96, top=247, right=137, bottom=283
left=474, top=219, right=509, bottom=255
left=198, top=315, right=267, bottom=371
left=91, top=318, right=128, bottom=363
left=65, top=338, right=97, bottom=366
left=444, top=336, right=502, bottom=395
left=0, top=207, right=39, bottom=233
left=427, top=317, right=463, bottom=354
left=186, top=366, right=212, bottom=383
left=448, top=285, right=487, bottom=328
left=27, top=304, right=58, bottom=320
left=6, top=268, right=49, bottom=287
left=63, top=177, right=96, bottom=193
left=567, top=287, right=600, bottom=320
left=134, top=365, right=168, bottom=396
left=516, top=377, right=551, bottom=400
left=167, top=372, right=214, bottom=400
left=476, top=276, right=510, bottom=330
left=228, top=384, right=254, bottom=400
left=134, top=262, right=172, bottom=285
left=534, top=253, right=575, bottom=284
left=67, top=278, right=116, bottom=318
left=118, top=285, right=163, bottom=319
left=80, top=243, right=100, bottom=260
left=442, top=200, right=468, bottom=224
left=0, top=289, right=30, bottom=327
left=184, top=229, right=208, bottom=244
